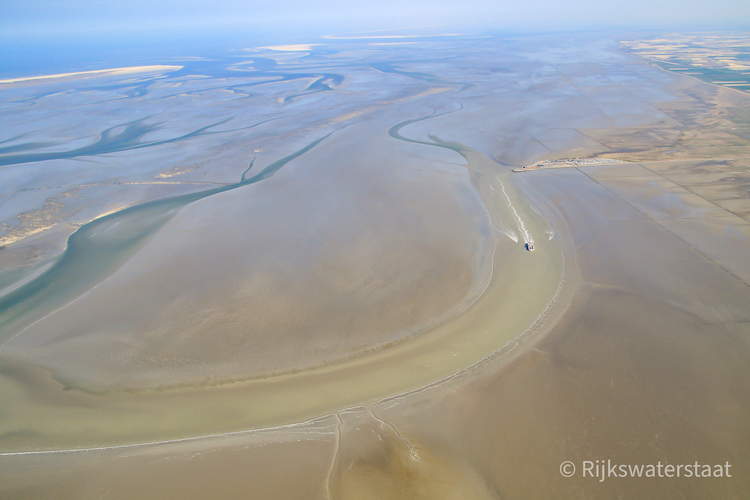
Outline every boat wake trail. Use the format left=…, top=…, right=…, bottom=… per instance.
left=497, top=176, right=533, bottom=246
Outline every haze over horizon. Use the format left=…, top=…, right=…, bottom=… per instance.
left=3, top=0, right=750, bottom=38
left=2, top=0, right=749, bottom=80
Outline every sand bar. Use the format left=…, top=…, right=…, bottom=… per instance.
left=0, top=65, right=183, bottom=85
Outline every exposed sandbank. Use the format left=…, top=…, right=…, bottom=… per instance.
left=0, top=65, right=183, bottom=85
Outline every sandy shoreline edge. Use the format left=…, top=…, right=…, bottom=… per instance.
left=0, top=65, right=183, bottom=85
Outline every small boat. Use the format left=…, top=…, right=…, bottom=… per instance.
left=526, top=241, right=535, bottom=251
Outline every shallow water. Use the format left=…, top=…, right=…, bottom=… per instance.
left=0, top=125, right=563, bottom=450
left=0, top=135, right=330, bottom=342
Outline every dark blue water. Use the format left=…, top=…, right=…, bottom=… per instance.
left=0, top=23, right=334, bottom=80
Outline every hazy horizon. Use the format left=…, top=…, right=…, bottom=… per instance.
left=4, top=0, right=750, bottom=36
left=2, top=0, right=750, bottom=80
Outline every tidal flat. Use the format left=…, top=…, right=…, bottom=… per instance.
left=1, top=32, right=750, bottom=499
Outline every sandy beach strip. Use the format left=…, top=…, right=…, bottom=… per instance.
left=0, top=65, right=183, bottom=85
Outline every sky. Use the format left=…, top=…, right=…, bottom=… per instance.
left=1, top=0, right=749, bottom=77
left=3, top=0, right=750, bottom=38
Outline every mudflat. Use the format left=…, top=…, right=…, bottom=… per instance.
left=2, top=32, right=750, bottom=499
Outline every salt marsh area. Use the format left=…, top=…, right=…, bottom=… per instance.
left=1, top=32, right=750, bottom=499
